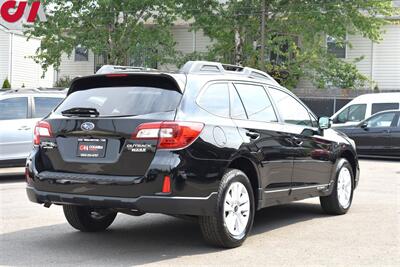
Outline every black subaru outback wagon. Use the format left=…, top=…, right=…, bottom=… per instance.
left=26, top=61, right=359, bottom=248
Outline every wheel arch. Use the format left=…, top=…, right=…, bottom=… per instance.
left=227, top=156, right=261, bottom=209
left=339, top=149, right=358, bottom=185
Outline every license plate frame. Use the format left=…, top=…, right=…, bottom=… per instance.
left=77, top=138, right=107, bottom=158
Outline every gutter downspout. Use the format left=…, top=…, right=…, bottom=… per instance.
left=8, top=33, right=13, bottom=85
left=370, top=40, right=375, bottom=90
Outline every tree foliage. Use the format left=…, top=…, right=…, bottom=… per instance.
left=25, top=0, right=179, bottom=72
left=179, top=0, right=397, bottom=89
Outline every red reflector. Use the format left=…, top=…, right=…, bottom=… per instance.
left=162, top=176, right=171, bottom=193
left=105, top=74, right=128, bottom=77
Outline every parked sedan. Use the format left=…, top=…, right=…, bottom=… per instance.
left=337, top=110, right=400, bottom=158
left=0, top=89, right=65, bottom=167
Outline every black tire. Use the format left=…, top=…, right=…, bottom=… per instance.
left=63, top=205, right=117, bottom=232
left=199, top=169, right=255, bottom=248
left=320, top=159, right=354, bottom=215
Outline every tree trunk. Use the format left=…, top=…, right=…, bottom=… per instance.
left=234, top=28, right=243, bottom=66
left=260, top=0, right=266, bottom=70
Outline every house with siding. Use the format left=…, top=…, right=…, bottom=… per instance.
left=296, top=22, right=400, bottom=92
left=0, top=24, right=54, bottom=88
left=56, top=24, right=211, bottom=81
left=57, top=17, right=399, bottom=93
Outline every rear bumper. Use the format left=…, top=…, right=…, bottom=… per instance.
left=26, top=186, right=217, bottom=216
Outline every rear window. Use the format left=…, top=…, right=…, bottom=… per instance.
left=34, top=97, right=63, bottom=118
left=371, top=103, right=399, bottom=115
left=55, top=87, right=182, bottom=117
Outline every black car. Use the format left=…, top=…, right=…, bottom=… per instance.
left=336, top=109, right=400, bottom=158
left=26, top=61, right=360, bottom=248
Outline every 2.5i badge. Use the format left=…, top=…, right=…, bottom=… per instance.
left=126, top=143, right=154, bottom=153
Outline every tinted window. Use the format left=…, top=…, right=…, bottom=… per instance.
left=371, top=103, right=399, bottom=115
left=197, top=83, right=230, bottom=117
left=55, top=87, right=182, bottom=117
left=269, top=88, right=312, bottom=126
left=366, top=112, right=396, bottom=128
left=337, top=104, right=366, bottom=123
left=230, top=87, right=247, bottom=120
left=234, top=84, right=277, bottom=122
left=34, top=97, right=63, bottom=118
left=0, top=97, right=28, bottom=120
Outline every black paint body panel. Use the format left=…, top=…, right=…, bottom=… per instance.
left=26, top=73, right=360, bottom=216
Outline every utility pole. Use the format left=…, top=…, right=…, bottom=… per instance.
left=260, top=0, right=266, bottom=71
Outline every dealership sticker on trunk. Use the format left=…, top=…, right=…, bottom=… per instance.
left=77, top=138, right=107, bottom=158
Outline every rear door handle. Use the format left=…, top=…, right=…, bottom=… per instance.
left=246, top=132, right=260, bottom=140
left=18, top=126, right=31, bottom=130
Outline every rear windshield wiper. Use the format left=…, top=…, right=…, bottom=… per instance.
left=61, top=107, right=100, bottom=117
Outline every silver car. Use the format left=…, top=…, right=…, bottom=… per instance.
left=0, top=89, right=65, bottom=167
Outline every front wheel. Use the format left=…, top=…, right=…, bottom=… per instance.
left=63, top=205, right=117, bottom=232
left=320, top=159, right=354, bottom=215
left=199, top=169, right=255, bottom=248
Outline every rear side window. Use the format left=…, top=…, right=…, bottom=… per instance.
left=234, top=83, right=277, bottom=122
left=34, top=97, right=63, bottom=118
left=55, top=87, right=182, bottom=117
left=269, top=88, right=312, bottom=126
left=337, top=104, right=366, bottom=123
left=197, top=83, right=230, bottom=117
left=0, top=97, right=28, bottom=120
left=366, top=112, right=396, bottom=128
left=371, top=103, right=399, bottom=115
left=230, top=87, right=247, bottom=120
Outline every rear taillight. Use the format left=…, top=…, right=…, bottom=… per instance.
left=34, top=121, right=52, bottom=145
left=132, top=121, right=204, bottom=149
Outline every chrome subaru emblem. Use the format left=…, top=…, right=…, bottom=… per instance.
left=81, top=122, right=95, bottom=131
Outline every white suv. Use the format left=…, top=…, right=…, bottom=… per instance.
left=0, top=89, right=65, bottom=167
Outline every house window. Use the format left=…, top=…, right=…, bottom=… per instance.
left=75, top=46, right=89, bottom=61
left=327, top=36, right=346, bottom=58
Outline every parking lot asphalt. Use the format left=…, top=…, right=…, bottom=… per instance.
left=0, top=159, right=399, bottom=267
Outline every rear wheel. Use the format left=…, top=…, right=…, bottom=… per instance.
left=199, top=169, right=255, bottom=248
left=320, top=159, right=354, bottom=215
left=63, top=205, right=117, bottom=232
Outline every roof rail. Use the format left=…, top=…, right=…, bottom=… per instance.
left=179, top=61, right=280, bottom=86
left=96, top=65, right=158, bottom=74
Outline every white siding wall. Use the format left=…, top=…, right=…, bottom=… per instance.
left=372, top=24, right=400, bottom=90
left=0, top=30, right=10, bottom=85
left=297, top=24, right=400, bottom=91
left=10, top=34, right=54, bottom=88
left=346, top=34, right=373, bottom=77
left=161, top=26, right=212, bottom=71
left=172, top=27, right=211, bottom=54
left=57, top=50, right=95, bottom=80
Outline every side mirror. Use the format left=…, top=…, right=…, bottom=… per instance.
left=318, top=117, right=331, bottom=130
left=360, top=122, right=368, bottom=129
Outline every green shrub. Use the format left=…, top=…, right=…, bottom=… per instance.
left=2, top=78, right=11, bottom=89
left=54, top=77, right=72, bottom=88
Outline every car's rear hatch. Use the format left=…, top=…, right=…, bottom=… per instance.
left=37, top=73, right=185, bottom=176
